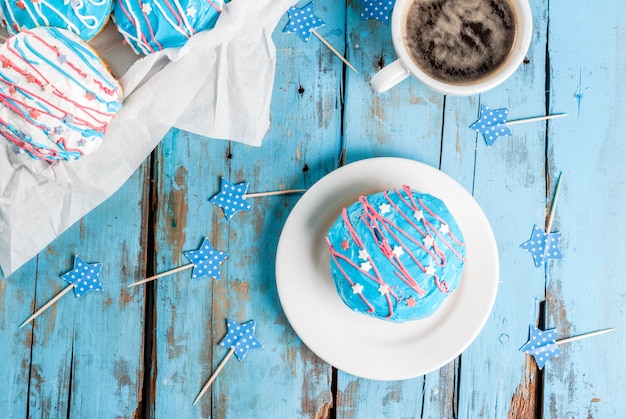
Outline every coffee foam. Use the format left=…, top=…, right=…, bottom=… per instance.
left=403, top=0, right=518, bottom=85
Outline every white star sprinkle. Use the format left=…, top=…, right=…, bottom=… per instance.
left=352, top=283, right=364, bottom=294
left=186, top=5, right=197, bottom=17
left=392, top=246, right=404, bottom=257
left=360, top=261, right=372, bottom=272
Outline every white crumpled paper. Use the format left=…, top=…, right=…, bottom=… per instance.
left=0, top=0, right=297, bottom=276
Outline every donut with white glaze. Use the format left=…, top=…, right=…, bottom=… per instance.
left=0, top=27, right=123, bottom=162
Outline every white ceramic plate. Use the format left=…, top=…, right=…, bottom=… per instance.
left=275, top=157, right=499, bottom=380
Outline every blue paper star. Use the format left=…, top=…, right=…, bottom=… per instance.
left=209, top=177, right=251, bottom=220
left=360, top=0, right=396, bottom=25
left=219, top=319, right=262, bottom=362
left=469, top=105, right=513, bottom=146
left=520, top=225, right=563, bottom=268
left=183, top=238, right=228, bottom=280
left=520, top=325, right=563, bottom=369
left=61, top=255, right=103, bottom=298
left=283, top=2, right=326, bottom=43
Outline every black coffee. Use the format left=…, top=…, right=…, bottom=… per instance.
left=403, top=0, right=518, bottom=85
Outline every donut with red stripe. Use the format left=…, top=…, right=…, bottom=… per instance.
left=0, top=27, right=122, bottom=162
left=0, top=0, right=114, bottom=41
left=326, top=185, right=466, bottom=322
left=112, top=0, right=228, bottom=55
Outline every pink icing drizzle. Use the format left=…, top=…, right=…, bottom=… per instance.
left=326, top=186, right=466, bottom=319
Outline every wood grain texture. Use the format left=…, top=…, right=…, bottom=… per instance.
left=0, top=262, right=36, bottom=417
left=2, top=0, right=626, bottom=417
left=149, top=129, right=228, bottom=418
left=543, top=2, right=626, bottom=417
left=337, top=3, right=454, bottom=418
left=453, top=1, right=551, bottom=416
left=0, top=163, right=149, bottom=417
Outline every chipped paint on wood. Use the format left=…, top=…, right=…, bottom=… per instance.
left=508, top=360, right=539, bottom=419
left=2, top=0, right=626, bottom=417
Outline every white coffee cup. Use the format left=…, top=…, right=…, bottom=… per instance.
left=370, top=0, right=533, bottom=96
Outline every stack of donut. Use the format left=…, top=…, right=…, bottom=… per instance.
left=0, top=0, right=227, bottom=162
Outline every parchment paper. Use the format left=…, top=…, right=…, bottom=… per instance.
left=0, top=0, right=297, bottom=276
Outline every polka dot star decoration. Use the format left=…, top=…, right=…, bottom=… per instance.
left=520, top=172, right=564, bottom=268
left=469, top=104, right=568, bottom=146
left=519, top=325, right=563, bottom=369
left=20, top=255, right=103, bottom=328
left=360, top=0, right=396, bottom=25
left=127, top=237, right=228, bottom=287
left=209, top=176, right=306, bottom=221
left=209, top=177, right=252, bottom=221
left=521, top=326, right=615, bottom=369
left=193, top=319, right=262, bottom=405
left=469, top=105, right=512, bottom=146
left=184, top=237, right=229, bottom=280
left=283, top=1, right=325, bottom=43
left=283, top=2, right=358, bottom=73
left=519, top=225, right=563, bottom=268
left=519, top=304, right=615, bottom=369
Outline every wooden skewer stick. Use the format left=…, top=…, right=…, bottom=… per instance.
left=507, top=113, right=568, bottom=126
left=193, top=347, right=235, bottom=406
left=310, top=28, right=359, bottom=74
left=556, top=327, right=616, bottom=345
left=545, top=171, right=563, bottom=233
left=20, top=284, right=74, bottom=328
left=127, top=263, right=194, bottom=288
left=244, top=189, right=306, bottom=198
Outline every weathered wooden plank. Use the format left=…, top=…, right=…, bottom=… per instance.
left=544, top=2, right=626, bottom=417
left=451, top=0, right=551, bottom=416
left=147, top=3, right=342, bottom=416
left=0, top=260, right=37, bottom=417
left=150, top=1, right=344, bottom=411
left=337, top=0, right=552, bottom=417
left=209, top=0, right=345, bottom=415
left=343, top=10, right=445, bottom=168
left=336, top=2, right=452, bottom=417
left=148, top=129, right=228, bottom=418
left=20, top=162, right=148, bottom=417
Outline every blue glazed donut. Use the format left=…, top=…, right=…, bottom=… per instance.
left=326, top=185, right=466, bottom=323
left=0, top=0, right=114, bottom=41
left=112, top=0, right=227, bottom=55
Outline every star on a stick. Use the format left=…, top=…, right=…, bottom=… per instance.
left=360, top=0, right=396, bottom=25
left=283, top=2, right=325, bottom=43
left=219, top=319, right=263, bottom=362
left=61, top=255, right=103, bottom=298
left=183, top=238, right=228, bottom=280
left=519, top=325, right=563, bottom=369
left=193, top=318, right=263, bottom=405
left=469, top=105, right=512, bottom=146
left=519, top=225, right=563, bottom=268
left=20, top=255, right=104, bottom=328
left=209, top=177, right=251, bottom=220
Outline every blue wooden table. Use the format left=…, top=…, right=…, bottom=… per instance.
left=1, top=0, right=625, bottom=417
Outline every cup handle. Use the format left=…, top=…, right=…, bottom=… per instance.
left=370, top=60, right=410, bottom=93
